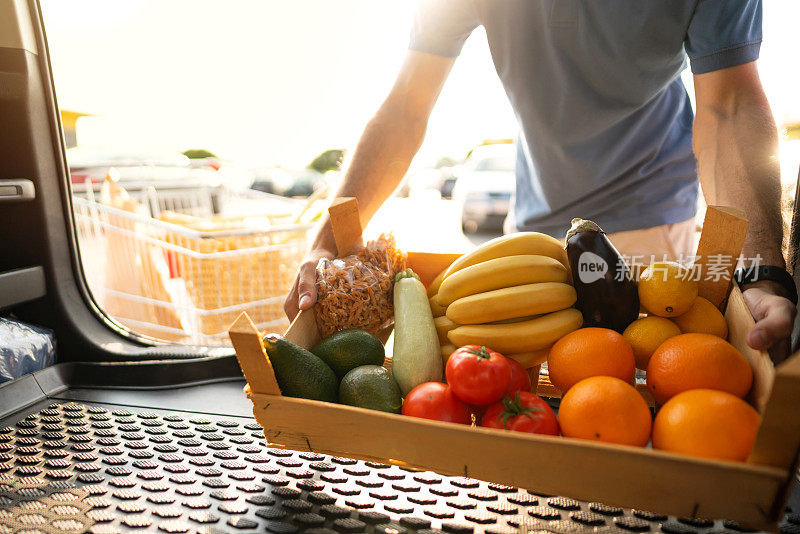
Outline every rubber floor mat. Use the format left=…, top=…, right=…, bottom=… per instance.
left=0, top=401, right=794, bottom=533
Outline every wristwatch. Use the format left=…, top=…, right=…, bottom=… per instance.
left=733, top=265, right=798, bottom=305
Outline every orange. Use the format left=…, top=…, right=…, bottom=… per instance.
left=670, top=296, right=728, bottom=339
left=559, top=376, right=652, bottom=447
left=652, top=389, right=760, bottom=461
left=547, top=328, right=635, bottom=393
left=646, top=333, right=752, bottom=405
left=622, top=316, right=682, bottom=370
left=638, top=261, right=697, bottom=317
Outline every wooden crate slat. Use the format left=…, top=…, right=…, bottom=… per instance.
left=750, top=350, right=800, bottom=470
left=694, top=206, right=749, bottom=308
left=249, top=391, right=786, bottom=529
left=328, top=197, right=363, bottom=257
left=229, top=313, right=281, bottom=396
left=407, top=251, right=462, bottom=288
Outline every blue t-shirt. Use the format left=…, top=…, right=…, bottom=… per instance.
left=410, top=0, right=762, bottom=236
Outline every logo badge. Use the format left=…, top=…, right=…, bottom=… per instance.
left=577, top=252, right=608, bottom=284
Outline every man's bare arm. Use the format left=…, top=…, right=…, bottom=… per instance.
left=284, top=51, right=456, bottom=319
left=693, top=62, right=796, bottom=355
left=693, top=61, right=783, bottom=265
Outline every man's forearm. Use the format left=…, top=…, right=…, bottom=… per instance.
left=307, top=51, right=455, bottom=254
left=693, top=90, right=783, bottom=266
left=310, top=104, right=427, bottom=252
left=338, top=103, right=428, bottom=223
left=691, top=65, right=795, bottom=355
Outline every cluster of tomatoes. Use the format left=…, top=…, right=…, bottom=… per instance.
left=401, top=345, right=559, bottom=435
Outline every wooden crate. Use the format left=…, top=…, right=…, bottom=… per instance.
left=229, top=200, right=800, bottom=530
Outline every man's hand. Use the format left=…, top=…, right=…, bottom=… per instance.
left=742, top=280, right=797, bottom=364
left=283, top=247, right=336, bottom=321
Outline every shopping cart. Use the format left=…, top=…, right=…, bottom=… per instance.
left=72, top=187, right=314, bottom=345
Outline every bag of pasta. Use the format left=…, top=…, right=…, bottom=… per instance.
left=314, top=234, right=407, bottom=338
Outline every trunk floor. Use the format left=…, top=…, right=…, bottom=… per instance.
left=0, top=380, right=797, bottom=533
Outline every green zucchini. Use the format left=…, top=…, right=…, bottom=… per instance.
left=392, top=269, right=443, bottom=395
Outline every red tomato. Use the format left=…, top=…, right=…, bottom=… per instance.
left=446, top=345, right=511, bottom=405
left=505, top=357, right=532, bottom=396
left=471, top=357, right=530, bottom=419
left=402, top=382, right=472, bottom=424
left=481, top=392, right=559, bottom=436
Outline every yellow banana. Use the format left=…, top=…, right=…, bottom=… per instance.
left=446, top=282, right=577, bottom=325
left=487, top=315, right=541, bottom=324
left=427, top=269, right=447, bottom=298
left=429, top=295, right=447, bottom=318
left=447, top=308, right=583, bottom=354
left=444, top=232, right=568, bottom=278
left=506, top=348, right=551, bottom=369
left=437, top=254, right=567, bottom=306
left=434, top=316, right=459, bottom=345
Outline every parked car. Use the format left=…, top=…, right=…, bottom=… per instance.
left=249, top=166, right=296, bottom=196
left=250, top=167, right=331, bottom=198
left=67, top=147, right=246, bottom=214
left=68, top=147, right=225, bottom=190
left=282, top=168, right=327, bottom=197
left=439, top=171, right=458, bottom=199
left=451, top=143, right=517, bottom=233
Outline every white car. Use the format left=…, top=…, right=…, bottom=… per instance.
left=68, top=148, right=221, bottom=190
left=66, top=147, right=251, bottom=215
left=451, top=143, right=517, bottom=233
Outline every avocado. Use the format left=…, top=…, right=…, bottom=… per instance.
left=311, top=329, right=385, bottom=379
left=262, top=334, right=338, bottom=403
left=339, top=365, right=402, bottom=414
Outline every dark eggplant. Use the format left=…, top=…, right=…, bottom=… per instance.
left=565, top=218, right=639, bottom=333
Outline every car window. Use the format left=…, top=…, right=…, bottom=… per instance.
left=40, top=2, right=799, bottom=346
left=40, top=2, right=515, bottom=345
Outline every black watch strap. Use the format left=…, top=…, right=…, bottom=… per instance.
left=733, top=265, right=798, bottom=304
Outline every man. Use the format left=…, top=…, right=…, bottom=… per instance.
left=286, top=0, right=796, bottom=358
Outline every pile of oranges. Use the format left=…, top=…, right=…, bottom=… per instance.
left=547, top=261, right=760, bottom=462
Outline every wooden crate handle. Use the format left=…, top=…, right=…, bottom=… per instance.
left=275, top=197, right=366, bottom=349
left=229, top=312, right=282, bottom=396
left=284, top=306, right=322, bottom=348
left=328, top=197, right=363, bottom=257
left=694, top=206, right=749, bottom=309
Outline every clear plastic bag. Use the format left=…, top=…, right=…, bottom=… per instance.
left=0, top=317, right=56, bottom=383
left=314, top=234, right=407, bottom=338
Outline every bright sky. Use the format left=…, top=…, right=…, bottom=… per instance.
left=42, top=1, right=800, bottom=170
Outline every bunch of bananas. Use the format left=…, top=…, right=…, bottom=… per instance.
left=429, top=233, right=583, bottom=369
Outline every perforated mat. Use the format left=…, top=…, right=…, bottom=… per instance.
left=0, top=402, right=797, bottom=534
